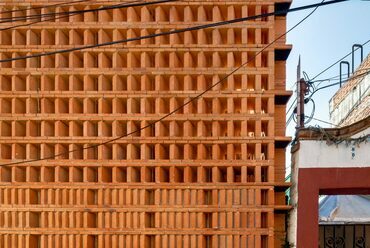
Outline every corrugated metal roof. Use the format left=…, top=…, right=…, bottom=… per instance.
left=319, top=195, right=370, bottom=224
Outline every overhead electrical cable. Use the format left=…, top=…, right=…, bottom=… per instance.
left=0, top=0, right=174, bottom=31
left=286, top=68, right=370, bottom=127
left=0, top=0, right=349, bottom=64
left=0, top=0, right=92, bottom=16
left=0, top=0, right=338, bottom=166
left=0, top=0, right=161, bottom=24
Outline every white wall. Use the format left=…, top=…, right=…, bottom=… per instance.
left=298, top=128, right=370, bottom=169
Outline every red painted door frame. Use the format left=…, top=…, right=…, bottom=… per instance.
left=297, top=167, right=370, bottom=247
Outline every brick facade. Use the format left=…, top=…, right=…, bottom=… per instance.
left=0, top=1, right=291, bottom=247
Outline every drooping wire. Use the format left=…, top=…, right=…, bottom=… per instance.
left=0, top=0, right=350, bottom=64
left=0, top=0, right=332, bottom=166
left=0, top=0, right=173, bottom=31
left=304, top=99, right=316, bottom=125
left=0, top=0, right=92, bottom=16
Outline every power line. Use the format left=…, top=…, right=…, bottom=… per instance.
left=0, top=0, right=157, bottom=24
left=286, top=46, right=370, bottom=127
left=286, top=68, right=370, bottom=127
left=0, top=0, right=330, bottom=166
left=0, top=0, right=349, bottom=64
left=0, top=0, right=91, bottom=16
left=0, top=0, right=174, bottom=31
left=305, top=116, right=338, bottom=126
left=311, top=39, right=370, bottom=81
left=307, top=68, right=370, bottom=100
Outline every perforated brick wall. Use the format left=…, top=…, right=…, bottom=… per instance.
left=0, top=1, right=291, bottom=247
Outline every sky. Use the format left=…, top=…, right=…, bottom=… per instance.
left=285, top=0, right=370, bottom=172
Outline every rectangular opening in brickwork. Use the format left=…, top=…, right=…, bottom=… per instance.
left=144, top=167, right=155, bottom=182
left=73, top=167, right=83, bottom=182
left=145, top=189, right=154, bottom=205
left=101, top=144, right=112, bottom=160
left=86, top=144, right=98, bottom=159
left=0, top=30, right=11, bottom=45
left=144, top=235, right=155, bottom=248
left=42, top=98, right=55, bottom=113
left=70, top=75, right=83, bottom=91
left=113, top=8, right=127, bottom=22
left=13, top=75, right=26, bottom=91
left=159, top=167, right=170, bottom=182
left=1, top=166, right=11, bottom=182
left=58, top=98, right=69, bottom=113
left=130, top=167, right=141, bottom=182
left=261, top=212, right=268, bottom=228
left=247, top=144, right=256, bottom=160
left=43, top=167, right=55, bottom=182
left=101, top=167, right=112, bottom=182
left=41, top=75, right=54, bottom=91
left=204, top=235, right=213, bottom=248
left=101, top=121, right=112, bottom=137
left=0, top=53, right=11, bottom=68
left=29, top=144, right=40, bottom=159
left=71, top=144, right=83, bottom=159
left=29, top=121, right=41, bottom=137
left=15, top=144, right=26, bottom=159
left=261, top=121, right=269, bottom=137
left=261, top=235, right=268, bottom=248
left=261, top=189, right=268, bottom=205
left=188, top=167, right=197, bottom=183
left=1, top=144, right=11, bottom=159
left=58, top=166, right=69, bottom=182
left=204, top=212, right=212, bottom=228
left=173, top=167, right=184, bottom=183
left=115, top=144, right=127, bottom=160
left=203, top=167, right=212, bottom=183
left=233, top=167, right=242, bottom=182
left=14, top=98, right=26, bottom=114
left=247, top=167, right=255, bottom=182
left=174, top=144, right=184, bottom=160
left=261, top=166, right=269, bottom=182
left=116, top=167, right=127, bottom=182
left=1, top=98, right=11, bottom=113
left=261, top=144, right=268, bottom=160
left=29, top=189, right=40, bottom=204
left=86, top=212, right=97, bottom=228
left=87, top=189, right=97, bottom=205
left=43, top=143, right=55, bottom=158
left=84, top=121, right=96, bottom=137
left=114, top=75, right=127, bottom=91
left=85, top=167, right=97, bottom=182
left=29, top=167, right=40, bottom=182
left=72, top=121, right=83, bottom=137
left=0, top=75, right=11, bottom=91
left=204, top=190, right=212, bottom=205
left=86, top=235, right=97, bottom=248
left=29, top=234, right=40, bottom=248
left=42, top=29, right=55, bottom=45
left=205, top=145, right=212, bottom=160
left=14, top=121, right=26, bottom=137
left=217, top=167, right=227, bottom=182
left=144, top=212, right=155, bottom=228
left=72, top=98, right=83, bottom=114
left=14, top=167, right=26, bottom=182
left=29, top=212, right=40, bottom=227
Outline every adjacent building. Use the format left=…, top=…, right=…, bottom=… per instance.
left=289, top=53, right=370, bottom=247
left=329, top=53, right=370, bottom=127
left=0, top=0, right=292, bottom=247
